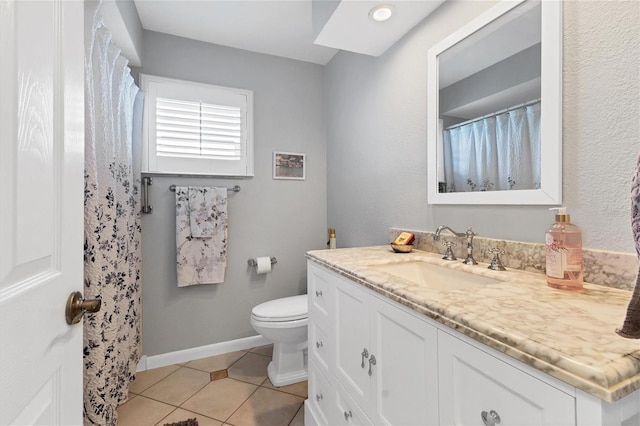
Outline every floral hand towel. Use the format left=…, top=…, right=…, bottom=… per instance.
left=188, top=186, right=217, bottom=238
left=617, top=152, right=640, bottom=338
left=175, top=186, right=228, bottom=286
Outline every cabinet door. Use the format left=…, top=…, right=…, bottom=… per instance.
left=369, top=296, right=439, bottom=425
left=438, top=330, right=575, bottom=426
left=334, top=278, right=371, bottom=411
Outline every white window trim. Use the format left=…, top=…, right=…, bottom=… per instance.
left=140, top=74, right=254, bottom=177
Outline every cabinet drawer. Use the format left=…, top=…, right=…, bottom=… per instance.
left=334, top=382, right=372, bottom=426
left=308, top=263, right=334, bottom=322
left=309, top=320, right=332, bottom=374
left=438, top=330, right=575, bottom=426
left=308, top=361, right=333, bottom=426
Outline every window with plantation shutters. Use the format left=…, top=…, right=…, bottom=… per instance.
left=141, top=74, right=254, bottom=176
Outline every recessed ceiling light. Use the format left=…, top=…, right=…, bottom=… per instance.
left=369, top=4, right=394, bottom=22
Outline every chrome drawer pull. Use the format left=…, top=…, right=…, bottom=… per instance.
left=315, top=290, right=323, bottom=297
left=316, top=393, right=323, bottom=401
left=344, top=410, right=353, bottom=421
left=481, top=410, right=501, bottom=426
left=316, top=341, right=323, bottom=348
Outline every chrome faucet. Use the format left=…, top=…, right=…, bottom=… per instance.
left=434, top=225, right=478, bottom=265
left=434, top=225, right=465, bottom=240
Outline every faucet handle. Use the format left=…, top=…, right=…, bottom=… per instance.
left=488, top=248, right=506, bottom=271
left=442, top=241, right=457, bottom=261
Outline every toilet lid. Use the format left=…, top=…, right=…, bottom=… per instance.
left=252, top=294, right=308, bottom=322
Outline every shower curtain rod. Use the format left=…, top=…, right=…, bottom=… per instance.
left=444, top=98, right=541, bottom=131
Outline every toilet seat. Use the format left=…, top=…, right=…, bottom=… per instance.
left=251, top=294, right=307, bottom=322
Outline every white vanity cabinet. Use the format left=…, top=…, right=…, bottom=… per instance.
left=307, top=262, right=439, bottom=425
left=306, top=260, right=640, bottom=426
left=438, top=329, right=576, bottom=425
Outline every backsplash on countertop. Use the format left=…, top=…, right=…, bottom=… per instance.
left=390, top=228, right=638, bottom=290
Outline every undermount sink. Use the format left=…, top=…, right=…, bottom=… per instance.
left=369, top=261, right=502, bottom=291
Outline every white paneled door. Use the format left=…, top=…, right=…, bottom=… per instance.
left=0, top=0, right=85, bottom=424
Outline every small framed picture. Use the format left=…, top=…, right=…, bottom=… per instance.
left=273, top=151, right=305, bottom=180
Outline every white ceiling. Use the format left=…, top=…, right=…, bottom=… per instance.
left=133, top=0, right=444, bottom=65
left=314, top=0, right=444, bottom=57
left=134, top=0, right=337, bottom=64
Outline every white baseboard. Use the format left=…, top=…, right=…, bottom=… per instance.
left=137, top=335, right=271, bottom=372
left=136, top=355, right=147, bottom=372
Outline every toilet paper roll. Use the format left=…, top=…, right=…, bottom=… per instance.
left=255, top=257, right=272, bottom=274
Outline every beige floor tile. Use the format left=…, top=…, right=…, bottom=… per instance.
left=117, top=395, right=175, bottom=426
left=250, top=344, right=274, bottom=357
left=289, top=406, right=304, bottom=426
left=186, top=351, right=246, bottom=373
left=262, top=378, right=308, bottom=398
left=181, top=378, right=258, bottom=421
left=226, top=387, right=304, bottom=426
left=155, top=408, right=223, bottom=426
left=130, top=364, right=181, bottom=394
left=228, top=352, right=271, bottom=385
left=142, top=366, right=211, bottom=406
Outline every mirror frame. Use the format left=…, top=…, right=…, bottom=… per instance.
left=427, top=0, right=562, bottom=205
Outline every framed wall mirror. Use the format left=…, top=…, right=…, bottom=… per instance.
left=427, top=0, right=562, bottom=205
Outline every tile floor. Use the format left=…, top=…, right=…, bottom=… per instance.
left=118, top=345, right=306, bottom=426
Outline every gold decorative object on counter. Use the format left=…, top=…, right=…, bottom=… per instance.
left=391, top=243, right=413, bottom=253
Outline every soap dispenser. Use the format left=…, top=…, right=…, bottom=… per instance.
left=545, top=207, right=583, bottom=291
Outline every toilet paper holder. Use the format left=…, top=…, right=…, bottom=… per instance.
left=248, top=257, right=278, bottom=267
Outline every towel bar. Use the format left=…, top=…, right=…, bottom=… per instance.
left=169, top=184, right=241, bottom=193
left=142, top=177, right=153, bottom=214
left=141, top=181, right=241, bottom=215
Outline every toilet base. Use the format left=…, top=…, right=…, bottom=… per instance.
left=267, top=342, right=308, bottom=387
left=267, top=360, right=308, bottom=387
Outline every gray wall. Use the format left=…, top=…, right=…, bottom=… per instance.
left=325, top=0, right=640, bottom=253
left=135, top=31, right=326, bottom=356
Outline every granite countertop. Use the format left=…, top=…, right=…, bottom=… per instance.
left=306, top=246, right=640, bottom=403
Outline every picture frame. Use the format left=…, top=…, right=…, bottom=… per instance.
left=273, top=151, right=305, bottom=180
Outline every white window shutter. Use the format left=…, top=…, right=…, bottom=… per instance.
left=141, top=74, right=253, bottom=176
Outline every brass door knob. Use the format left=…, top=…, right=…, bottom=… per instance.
left=65, top=291, right=101, bottom=325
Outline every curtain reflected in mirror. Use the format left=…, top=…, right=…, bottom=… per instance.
left=440, top=100, right=541, bottom=193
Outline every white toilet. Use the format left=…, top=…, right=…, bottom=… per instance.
left=250, top=294, right=308, bottom=386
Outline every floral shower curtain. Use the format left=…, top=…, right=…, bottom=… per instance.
left=442, top=101, right=541, bottom=192
left=83, top=2, right=143, bottom=424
